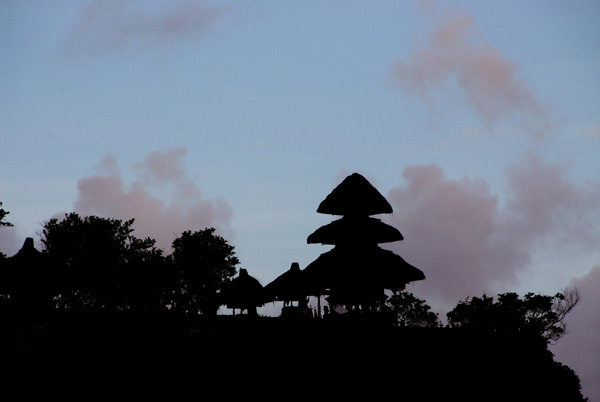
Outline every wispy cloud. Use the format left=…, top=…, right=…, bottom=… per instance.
left=391, top=9, right=550, bottom=139
left=72, top=147, right=232, bottom=252
left=62, top=0, right=229, bottom=55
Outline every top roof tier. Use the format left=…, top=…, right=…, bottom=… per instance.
left=317, top=173, right=393, bottom=216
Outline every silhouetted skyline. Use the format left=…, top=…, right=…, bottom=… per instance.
left=1, top=2, right=599, bottom=399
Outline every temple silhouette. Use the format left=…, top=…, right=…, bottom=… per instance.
left=263, top=172, right=425, bottom=317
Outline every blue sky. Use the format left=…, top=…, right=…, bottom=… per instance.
left=1, top=1, right=600, bottom=396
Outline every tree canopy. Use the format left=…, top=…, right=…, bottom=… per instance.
left=0, top=201, right=13, bottom=259
left=0, top=201, right=13, bottom=228
left=41, top=213, right=166, bottom=310
left=446, top=289, right=580, bottom=343
left=170, top=228, right=239, bottom=315
left=385, top=291, right=441, bottom=327
left=37, top=213, right=239, bottom=314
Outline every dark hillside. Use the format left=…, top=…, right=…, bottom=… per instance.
left=1, top=312, right=586, bottom=401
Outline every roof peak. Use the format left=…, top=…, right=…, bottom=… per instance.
left=317, top=173, right=393, bottom=216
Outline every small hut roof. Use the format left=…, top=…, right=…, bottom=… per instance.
left=307, top=216, right=403, bottom=245
left=301, top=245, right=425, bottom=296
left=264, top=262, right=309, bottom=302
left=9, top=237, right=46, bottom=264
left=3, top=238, right=57, bottom=306
left=317, top=173, right=393, bottom=216
left=220, top=269, right=265, bottom=309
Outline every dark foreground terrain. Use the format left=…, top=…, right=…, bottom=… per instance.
left=1, top=311, right=586, bottom=401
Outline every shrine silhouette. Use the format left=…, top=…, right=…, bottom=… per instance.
left=263, top=172, right=425, bottom=318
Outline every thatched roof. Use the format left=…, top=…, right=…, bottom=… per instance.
left=316, top=173, right=393, bottom=216
left=301, top=245, right=425, bottom=297
left=220, top=269, right=265, bottom=310
left=307, top=216, right=403, bottom=245
left=3, top=238, right=57, bottom=309
left=9, top=237, right=46, bottom=265
left=263, top=262, right=308, bottom=303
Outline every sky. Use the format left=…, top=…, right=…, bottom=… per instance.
left=1, top=0, right=599, bottom=397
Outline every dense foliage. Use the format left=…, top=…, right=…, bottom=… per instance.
left=0, top=213, right=239, bottom=314
left=170, top=228, right=239, bottom=314
left=447, top=289, right=580, bottom=342
left=384, top=291, right=441, bottom=327
left=40, top=213, right=167, bottom=310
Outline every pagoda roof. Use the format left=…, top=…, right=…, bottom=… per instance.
left=301, top=245, right=425, bottom=296
left=307, top=216, right=403, bottom=245
left=317, top=173, right=393, bottom=216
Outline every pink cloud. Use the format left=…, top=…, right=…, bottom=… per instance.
left=384, top=156, right=600, bottom=309
left=73, top=148, right=232, bottom=252
left=391, top=11, right=549, bottom=139
left=63, top=0, right=229, bottom=54
left=0, top=226, right=20, bottom=257
left=385, top=164, right=526, bottom=305
left=503, top=155, right=600, bottom=246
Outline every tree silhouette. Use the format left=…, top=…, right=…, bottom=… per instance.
left=170, top=228, right=239, bottom=315
left=121, top=236, right=174, bottom=311
left=385, top=291, right=440, bottom=327
left=0, top=202, right=13, bottom=228
left=446, top=289, right=580, bottom=342
left=41, top=213, right=166, bottom=310
left=0, top=201, right=14, bottom=259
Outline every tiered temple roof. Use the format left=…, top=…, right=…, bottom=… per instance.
left=264, top=173, right=425, bottom=312
left=303, top=173, right=424, bottom=306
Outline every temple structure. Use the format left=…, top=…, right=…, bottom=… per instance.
left=264, top=173, right=425, bottom=317
left=303, top=173, right=425, bottom=313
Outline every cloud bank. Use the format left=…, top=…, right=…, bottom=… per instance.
left=72, top=147, right=232, bottom=252
left=391, top=11, right=549, bottom=139
left=63, top=0, right=229, bottom=54
left=384, top=156, right=600, bottom=310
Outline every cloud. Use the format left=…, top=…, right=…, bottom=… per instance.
left=385, top=164, right=526, bottom=306
left=503, top=155, right=600, bottom=246
left=0, top=226, right=21, bottom=257
left=62, top=0, right=229, bottom=55
left=551, top=266, right=600, bottom=402
left=391, top=10, right=549, bottom=139
left=72, top=147, right=232, bottom=252
left=384, top=156, right=600, bottom=310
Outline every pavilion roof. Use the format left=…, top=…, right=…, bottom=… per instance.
left=220, top=269, right=265, bottom=309
left=263, top=262, right=308, bottom=303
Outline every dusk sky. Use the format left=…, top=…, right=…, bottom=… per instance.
left=1, top=1, right=599, bottom=397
